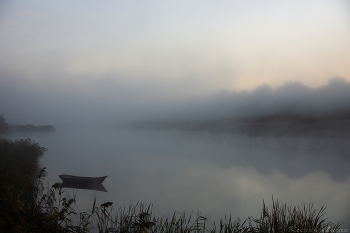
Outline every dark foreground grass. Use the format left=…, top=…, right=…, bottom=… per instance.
left=1, top=168, right=343, bottom=233
left=0, top=138, right=343, bottom=233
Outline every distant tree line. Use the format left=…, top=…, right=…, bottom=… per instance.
left=10, top=124, right=55, bottom=132
left=133, top=111, right=350, bottom=138
left=0, top=115, right=55, bottom=134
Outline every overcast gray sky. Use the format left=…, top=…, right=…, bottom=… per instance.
left=1, top=0, right=349, bottom=125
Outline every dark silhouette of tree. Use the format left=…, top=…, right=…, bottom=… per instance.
left=0, top=115, right=9, bottom=134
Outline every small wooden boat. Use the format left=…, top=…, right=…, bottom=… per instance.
left=59, top=174, right=108, bottom=192
left=59, top=175, right=107, bottom=184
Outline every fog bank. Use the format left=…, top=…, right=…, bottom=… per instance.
left=1, top=75, right=350, bottom=126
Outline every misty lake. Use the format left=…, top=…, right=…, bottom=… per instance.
left=6, top=127, right=350, bottom=227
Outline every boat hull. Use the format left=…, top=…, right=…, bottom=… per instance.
left=59, top=175, right=108, bottom=192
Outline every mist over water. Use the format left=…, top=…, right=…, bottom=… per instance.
left=2, top=78, right=350, bottom=228
left=6, top=126, right=350, bottom=228
left=1, top=1, right=350, bottom=230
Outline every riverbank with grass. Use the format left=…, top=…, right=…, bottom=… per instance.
left=0, top=137, right=344, bottom=232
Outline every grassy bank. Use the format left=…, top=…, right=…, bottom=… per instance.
left=0, top=138, right=343, bottom=232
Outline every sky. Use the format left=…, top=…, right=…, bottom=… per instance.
left=0, top=0, right=350, bottom=125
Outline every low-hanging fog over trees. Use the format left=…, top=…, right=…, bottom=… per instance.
left=1, top=75, right=350, bottom=130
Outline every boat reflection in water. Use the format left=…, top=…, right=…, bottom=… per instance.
left=59, top=175, right=108, bottom=192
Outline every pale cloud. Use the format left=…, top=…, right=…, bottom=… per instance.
left=1, top=0, right=349, bottom=95
left=0, top=0, right=349, bottom=126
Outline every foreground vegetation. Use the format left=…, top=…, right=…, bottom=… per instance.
left=0, top=138, right=343, bottom=232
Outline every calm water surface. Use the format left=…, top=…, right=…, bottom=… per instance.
left=6, top=126, right=350, bottom=228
